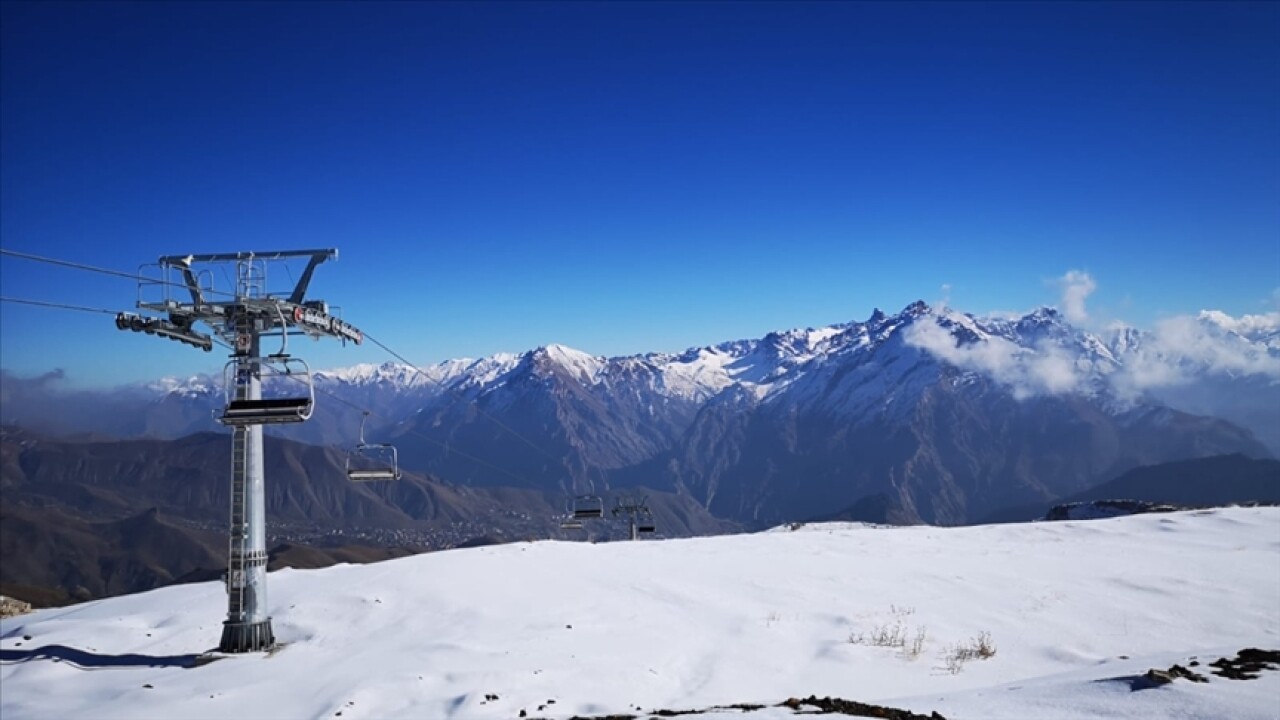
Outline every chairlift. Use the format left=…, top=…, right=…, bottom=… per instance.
left=571, top=495, right=605, bottom=519
left=346, top=412, right=400, bottom=482
left=559, top=520, right=584, bottom=530
left=637, top=520, right=656, bottom=534
left=219, top=306, right=315, bottom=426
left=219, top=355, right=315, bottom=426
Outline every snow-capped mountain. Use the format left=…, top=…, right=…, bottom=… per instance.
left=374, top=302, right=1275, bottom=525
left=3, top=302, right=1275, bottom=526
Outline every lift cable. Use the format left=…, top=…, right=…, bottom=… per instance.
left=0, top=293, right=536, bottom=482
left=300, top=376, right=531, bottom=485
left=0, top=293, right=529, bottom=483
left=267, top=365, right=529, bottom=483
left=362, top=331, right=567, bottom=468
left=254, top=364, right=530, bottom=484
left=0, top=296, right=121, bottom=315
left=2, top=248, right=232, bottom=299
left=0, top=249, right=565, bottom=480
left=0, top=248, right=152, bottom=282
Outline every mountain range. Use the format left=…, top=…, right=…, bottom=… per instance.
left=2, top=301, right=1277, bottom=528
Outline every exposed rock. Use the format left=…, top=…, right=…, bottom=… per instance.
left=780, top=695, right=947, bottom=718
left=1209, top=648, right=1280, bottom=680
left=1141, top=665, right=1208, bottom=686
left=541, top=696, right=945, bottom=719
left=1046, top=500, right=1185, bottom=522
left=1131, top=649, right=1280, bottom=690
left=0, top=595, right=33, bottom=618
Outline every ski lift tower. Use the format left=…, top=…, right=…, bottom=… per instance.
left=612, top=495, right=656, bottom=540
left=121, top=249, right=363, bottom=653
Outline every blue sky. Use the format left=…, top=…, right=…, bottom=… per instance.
left=2, top=1, right=1277, bottom=387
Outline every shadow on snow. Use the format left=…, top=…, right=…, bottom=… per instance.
left=0, top=644, right=220, bottom=669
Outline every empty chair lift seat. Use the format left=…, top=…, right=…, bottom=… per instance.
left=347, top=451, right=400, bottom=481
left=572, top=496, right=605, bottom=519
left=348, top=467, right=397, bottom=481
left=219, top=354, right=316, bottom=427
left=346, top=412, right=401, bottom=482
left=221, top=397, right=313, bottom=425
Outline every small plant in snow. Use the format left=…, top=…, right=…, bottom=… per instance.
left=849, top=617, right=901, bottom=645
left=849, top=606, right=930, bottom=660
left=899, top=625, right=928, bottom=660
left=849, top=619, right=907, bottom=648
left=941, top=631, right=997, bottom=674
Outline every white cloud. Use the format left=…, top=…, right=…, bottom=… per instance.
left=901, top=275, right=1279, bottom=452
left=1196, top=310, right=1280, bottom=341
left=1057, top=270, right=1096, bottom=325
left=1112, top=313, right=1280, bottom=398
left=904, top=298, right=1280, bottom=405
left=903, top=316, right=1088, bottom=400
left=938, top=283, right=952, bottom=310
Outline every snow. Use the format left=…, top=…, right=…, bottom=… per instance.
left=147, top=374, right=218, bottom=397
left=536, top=344, right=606, bottom=384
left=805, top=326, right=844, bottom=346
left=316, top=360, right=472, bottom=389
left=650, top=347, right=739, bottom=401
left=455, top=353, right=522, bottom=391
left=3, top=507, right=1278, bottom=719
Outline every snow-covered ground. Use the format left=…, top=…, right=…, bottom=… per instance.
left=2, top=508, right=1278, bottom=719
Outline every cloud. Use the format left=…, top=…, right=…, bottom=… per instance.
left=1113, top=313, right=1280, bottom=397
left=1196, top=310, right=1280, bottom=341
left=0, top=368, right=67, bottom=390
left=903, top=315, right=1088, bottom=400
left=1057, top=270, right=1096, bottom=325
left=902, top=291, right=1280, bottom=406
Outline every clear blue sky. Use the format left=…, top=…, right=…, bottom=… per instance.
left=2, top=1, right=1277, bottom=387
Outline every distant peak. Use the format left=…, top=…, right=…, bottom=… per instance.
left=902, top=300, right=930, bottom=316
left=533, top=343, right=593, bottom=359
left=528, top=343, right=604, bottom=382
left=867, top=308, right=887, bottom=325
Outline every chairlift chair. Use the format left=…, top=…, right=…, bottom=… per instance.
left=571, top=495, right=605, bottom=519
left=219, top=306, right=316, bottom=427
left=347, top=412, right=401, bottom=482
left=559, top=520, right=584, bottom=530
left=219, top=354, right=315, bottom=426
left=637, top=520, right=656, bottom=534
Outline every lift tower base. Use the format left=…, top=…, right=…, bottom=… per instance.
left=220, top=619, right=275, bottom=654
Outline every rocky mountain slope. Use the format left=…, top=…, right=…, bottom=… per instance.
left=0, top=425, right=735, bottom=605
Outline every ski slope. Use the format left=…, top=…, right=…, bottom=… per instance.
left=2, top=508, right=1278, bottom=719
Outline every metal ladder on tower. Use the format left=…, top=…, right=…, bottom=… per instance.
left=227, top=426, right=249, bottom=621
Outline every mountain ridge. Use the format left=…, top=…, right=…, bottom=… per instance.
left=3, top=302, right=1276, bottom=526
